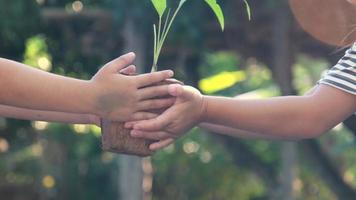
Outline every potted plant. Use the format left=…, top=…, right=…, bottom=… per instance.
left=101, top=0, right=250, bottom=157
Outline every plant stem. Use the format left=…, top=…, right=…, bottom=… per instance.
left=159, top=3, right=184, bottom=50
left=152, top=24, right=158, bottom=72
left=151, top=2, right=186, bottom=72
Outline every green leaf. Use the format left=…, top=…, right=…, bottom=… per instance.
left=204, top=0, right=225, bottom=31
left=244, top=0, right=251, bottom=21
left=151, top=0, right=167, bottom=18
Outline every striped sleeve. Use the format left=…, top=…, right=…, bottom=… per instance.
left=319, top=44, right=356, bottom=95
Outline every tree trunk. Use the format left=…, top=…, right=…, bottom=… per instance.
left=271, top=1, right=297, bottom=200
left=118, top=16, right=146, bottom=200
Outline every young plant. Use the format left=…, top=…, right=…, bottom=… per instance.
left=150, top=0, right=251, bottom=72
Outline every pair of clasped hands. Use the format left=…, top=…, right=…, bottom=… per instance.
left=99, top=52, right=204, bottom=151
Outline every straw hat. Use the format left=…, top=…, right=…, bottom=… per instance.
left=289, top=0, right=356, bottom=46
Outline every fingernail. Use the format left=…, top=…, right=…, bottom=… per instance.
left=167, top=70, right=174, bottom=77
left=125, top=52, right=135, bottom=58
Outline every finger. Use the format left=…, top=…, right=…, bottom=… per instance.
left=150, top=138, right=175, bottom=151
left=133, top=116, right=171, bottom=131
left=168, top=84, right=184, bottom=97
left=119, top=65, right=136, bottom=75
left=131, top=130, right=174, bottom=140
left=124, top=121, right=140, bottom=129
left=104, top=52, right=136, bottom=73
left=138, top=98, right=176, bottom=110
left=135, top=70, right=174, bottom=88
left=138, top=85, right=172, bottom=100
left=128, top=112, right=159, bottom=121
left=132, top=104, right=178, bottom=131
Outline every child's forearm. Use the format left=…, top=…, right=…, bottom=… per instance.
left=202, top=85, right=355, bottom=139
left=202, top=96, right=315, bottom=138
left=199, top=123, right=298, bottom=140
left=199, top=87, right=316, bottom=140
left=0, top=58, right=95, bottom=114
left=0, top=105, right=99, bottom=125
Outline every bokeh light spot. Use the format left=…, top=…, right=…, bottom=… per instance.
left=183, top=141, right=200, bottom=154
left=73, top=124, right=89, bottom=134
left=37, top=57, right=52, bottom=71
left=42, top=175, right=55, bottom=189
left=32, top=121, right=49, bottom=131
left=199, top=71, right=246, bottom=94
left=200, top=151, right=212, bottom=163
left=31, top=143, right=43, bottom=157
left=72, top=1, right=84, bottom=12
left=0, top=138, right=9, bottom=153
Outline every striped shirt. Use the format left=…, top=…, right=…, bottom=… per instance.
left=319, top=43, right=356, bottom=95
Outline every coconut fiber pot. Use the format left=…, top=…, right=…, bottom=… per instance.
left=101, top=78, right=182, bottom=157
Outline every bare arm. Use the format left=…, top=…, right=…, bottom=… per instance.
left=202, top=85, right=355, bottom=139
left=198, top=123, right=287, bottom=139
left=199, top=87, right=320, bottom=140
left=0, top=58, right=94, bottom=114
left=0, top=105, right=99, bottom=125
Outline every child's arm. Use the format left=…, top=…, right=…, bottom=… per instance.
left=201, top=85, right=354, bottom=138
left=127, top=84, right=355, bottom=150
left=0, top=104, right=100, bottom=125
left=198, top=87, right=319, bottom=140
left=0, top=53, right=174, bottom=122
left=198, top=123, right=280, bottom=139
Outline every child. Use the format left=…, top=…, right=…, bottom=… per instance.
left=126, top=42, right=356, bottom=150
left=0, top=52, right=175, bottom=124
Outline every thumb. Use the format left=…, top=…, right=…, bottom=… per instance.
left=168, top=84, right=195, bottom=100
left=168, top=84, right=184, bottom=97
left=104, top=52, right=136, bottom=73
left=120, top=65, right=136, bottom=75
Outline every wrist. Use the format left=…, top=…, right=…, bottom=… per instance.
left=81, top=80, right=103, bottom=116
left=198, top=95, right=209, bottom=123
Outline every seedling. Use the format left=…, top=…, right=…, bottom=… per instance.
left=100, top=0, right=251, bottom=157
left=150, top=0, right=251, bottom=72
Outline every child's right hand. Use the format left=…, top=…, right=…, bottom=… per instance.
left=89, top=52, right=175, bottom=122
left=125, top=84, right=206, bottom=150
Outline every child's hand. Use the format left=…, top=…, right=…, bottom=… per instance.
left=125, top=84, right=207, bottom=150
left=89, top=52, right=175, bottom=122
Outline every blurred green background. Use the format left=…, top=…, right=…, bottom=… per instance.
left=0, top=0, right=355, bottom=200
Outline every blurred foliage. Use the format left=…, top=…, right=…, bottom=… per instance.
left=152, top=128, right=265, bottom=200
left=0, top=0, right=40, bottom=58
left=24, top=35, right=53, bottom=71
left=0, top=0, right=355, bottom=200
